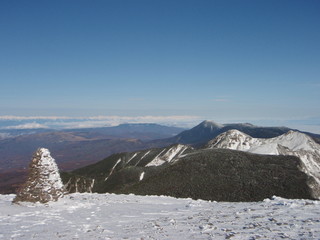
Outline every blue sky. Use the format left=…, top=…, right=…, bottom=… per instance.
left=1, top=0, right=320, bottom=132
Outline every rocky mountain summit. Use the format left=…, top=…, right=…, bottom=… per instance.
left=13, top=148, right=65, bottom=203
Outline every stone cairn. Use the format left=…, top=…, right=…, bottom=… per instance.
left=13, top=148, right=65, bottom=203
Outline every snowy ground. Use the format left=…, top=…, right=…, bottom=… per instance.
left=0, top=193, right=320, bottom=240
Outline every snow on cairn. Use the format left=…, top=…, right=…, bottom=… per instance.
left=13, top=148, right=65, bottom=203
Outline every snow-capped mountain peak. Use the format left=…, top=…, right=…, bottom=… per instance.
left=207, top=130, right=319, bottom=155
left=206, top=129, right=255, bottom=151
left=273, top=130, right=318, bottom=152
left=207, top=130, right=320, bottom=199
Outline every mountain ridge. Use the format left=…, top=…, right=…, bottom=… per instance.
left=2, top=120, right=320, bottom=195
left=61, top=130, right=320, bottom=201
left=207, top=129, right=320, bottom=199
left=152, top=120, right=320, bottom=146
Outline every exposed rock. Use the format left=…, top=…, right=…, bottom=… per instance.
left=13, top=148, right=65, bottom=203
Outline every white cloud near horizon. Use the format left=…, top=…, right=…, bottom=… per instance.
left=4, top=122, right=49, bottom=130
left=0, top=115, right=202, bottom=129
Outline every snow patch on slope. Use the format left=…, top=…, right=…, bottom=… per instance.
left=135, top=150, right=151, bottom=166
left=139, top=172, right=145, bottom=181
left=105, top=159, right=121, bottom=181
left=146, top=145, right=189, bottom=167
left=126, top=152, right=138, bottom=165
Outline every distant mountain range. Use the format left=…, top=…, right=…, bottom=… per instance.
left=0, top=123, right=185, bottom=140
left=2, top=120, right=319, bottom=173
left=1, top=120, right=320, bottom=195
left=62, top=130, right=320, bottom=201
left=155, top=120, right=320, bottom=146
left=0, top=123, right=184, bottom=193
left=0, top=123, right=184, bottom=171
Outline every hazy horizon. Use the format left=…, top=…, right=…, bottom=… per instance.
left=0, top=115, right=320, bottom=134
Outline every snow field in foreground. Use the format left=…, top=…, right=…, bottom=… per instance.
left=0, top=193, right=320, bottom=240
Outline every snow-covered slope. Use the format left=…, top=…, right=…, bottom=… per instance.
left=1, top=193, right=319, bottom=239
left=207, top=130, right=320, bottom=199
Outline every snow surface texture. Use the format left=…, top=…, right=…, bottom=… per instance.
left=207, top=130, right=320, bottom=199
left=13, top=148, right=65, bottom=203
left=1, top=193, right=319, bottom=240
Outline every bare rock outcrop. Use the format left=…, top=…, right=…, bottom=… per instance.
left=13, top=148, right=65, bottom=203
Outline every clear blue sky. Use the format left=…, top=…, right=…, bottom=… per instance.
left=1, top=0, right=319, bottom=131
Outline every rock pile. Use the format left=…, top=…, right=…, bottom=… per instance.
left=13, top=148, right=65, bottom=203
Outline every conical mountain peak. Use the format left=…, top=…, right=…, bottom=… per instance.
left=199, top=120, right=223, bottom=129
